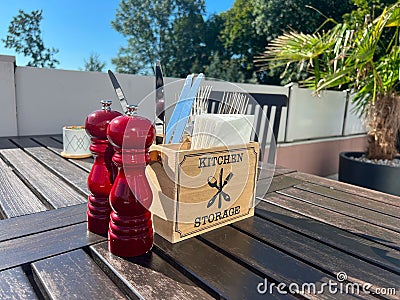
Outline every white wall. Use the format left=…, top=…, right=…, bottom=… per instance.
left=285, top=84, right=347, bottom=142
left=14, top=66, right=291, bottom=138
left=0, top=56, right=18, bottom=137
left=15, top=67, right=186, bottom=136
left=0, top=60, right=365, bottom=141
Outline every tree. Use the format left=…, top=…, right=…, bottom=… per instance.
left=252, top=0, right=355, bottom=38
left=110, top=0, right=373, bottom=83
left=253, top=0, right=398, bottom=84
left=251, top=0, right=357, bottom=84
left=204, top=14, right=226, bottom=59
left=111, top=0, right=206, bottom=76
left=163, top=1, right=207, bottom=77
left=2, top=10, right=59, bottom=68
left=216, top=0, right=267, bottom=82
left=83, top=53, right=106, bottom=72
left=206, top=52, right=245, bottom=82
left=258, top=3, right=400, bottom=159
left=111, top=0, right=171, bottom=74
left=197, top=14, right=234, bottom=78
left=209, top=0, right=357, bottom=84
left=343, top=0, right=398, bottom=58
left=343, top=0, right=398, bottom=24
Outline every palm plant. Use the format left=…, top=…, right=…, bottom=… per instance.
left=256, top=3, right=400, bottom=160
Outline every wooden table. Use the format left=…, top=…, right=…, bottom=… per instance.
left=0, top=135, right=398, bottom=299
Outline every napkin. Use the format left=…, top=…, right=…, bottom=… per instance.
left=191, top=114, right=255, bottom=150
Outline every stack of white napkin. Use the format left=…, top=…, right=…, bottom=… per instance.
left=191, top=114, right=255, bottom=150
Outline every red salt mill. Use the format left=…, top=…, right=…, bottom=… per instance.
left=107, top=104, right=156, bottom=257
left=85, top=100, right=121, bottom=235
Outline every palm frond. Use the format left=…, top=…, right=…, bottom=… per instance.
left=256, top=2, right=399, bottom=112
left=385, top=3, right=400, bottom=27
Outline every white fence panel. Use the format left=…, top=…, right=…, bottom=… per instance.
left=0, top=56, right=18, bottom=137
left=285, top=84, right=346, bottom=142
left=14, top=66, right=290, bottom=138
left=343, top=93, right=367, bottom=135
left=15, top=67, right=185, bottom=136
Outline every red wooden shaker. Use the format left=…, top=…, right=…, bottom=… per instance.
left=85, top=100, right=122, bottom=235
left=107, top=104, right=156, bottom=257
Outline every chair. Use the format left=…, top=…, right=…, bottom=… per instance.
left=207, top=91, right=288, bottom=164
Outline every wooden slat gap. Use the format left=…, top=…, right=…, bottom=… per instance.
left=84, top=246, right=143, bottom=300
left=0, top=237, right=105, bottom=273
left=31, top=249, right=127, bottom=300
left=0, top=199, right=6, bottom=220
left=84, top=247, right=146, bottom=300
left=257, top=195, right=400, bottom=251
left=275, top=189, right=400, bottom=234
left=0, top=203, right=87, bottom=243
left=247, top=213, right=400, bottom=277
left=0, top=219, right=86, bottom=245
left=32, top=137, right=92, bottom=174
left=20, top=263, right=46, bottom=300
left=50, top=136, right=63, bottom=143
left=153, top=239, right=299, bottom=299
left=278, top=170, right=297, bottom=176
left=37, top=135, right=93, bottom=173
left=10, top=138, right=88, bottom=199
left=294, top=184, right=400, bottom=219
left=230, top=221, right=351, bottom=277
left=196, top=232, right=338, bottom=299
left=289, top=172, right=400, bottom=208
left=299, top=180, right=400, bottom=209
left=151, top=243, right=221, bottom=299
left=196, top=235, right=279, bottom=282
left=0, top=152, right=54, bottom=211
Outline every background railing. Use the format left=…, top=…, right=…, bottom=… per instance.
left=0, top=55, right=365, bottom=141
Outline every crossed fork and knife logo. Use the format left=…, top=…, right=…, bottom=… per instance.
left=207, top=168, right=234, bottom=209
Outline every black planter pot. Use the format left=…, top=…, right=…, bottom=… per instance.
left=339, top=152, right=400, bottom=196
left=397, top=129, right=400, bottom=153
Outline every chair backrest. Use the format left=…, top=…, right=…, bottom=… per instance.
left=207, top=91, right=288, bottom=164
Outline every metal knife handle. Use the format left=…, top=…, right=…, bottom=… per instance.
left=165, top=75, right=194, bottom=143
left=169, top=74, right=204, bottom=144
left=155, top=61, right=165, bottom=120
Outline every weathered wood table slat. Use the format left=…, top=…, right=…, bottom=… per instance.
left=0, top=135, right=398, bottom=300
left=12, top=137, right=90, bottom=195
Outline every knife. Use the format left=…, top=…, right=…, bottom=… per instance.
left=107, top=70, right=129, bottom=114
left=169, top=73, right=204, bottom=144
left=155, top=61, right=165, bottom=141
left=165, top=74, right=193, bottom=143
left=166, top=73, right=204, bottom=144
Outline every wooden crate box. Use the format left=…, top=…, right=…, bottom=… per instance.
left=147, top=142, right=259, bottom=243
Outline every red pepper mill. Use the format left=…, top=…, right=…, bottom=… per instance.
left=85, top=100, right=122, bottom=235
left=107, top=104, right=156, bottom=257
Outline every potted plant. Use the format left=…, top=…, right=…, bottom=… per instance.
left=256, top=3, right=400, bottom=195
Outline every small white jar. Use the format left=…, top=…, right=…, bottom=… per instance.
left=61, top=126, right=92, bottom=158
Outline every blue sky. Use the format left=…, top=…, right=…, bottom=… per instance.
left=0, top=0, right=234, bottom=71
